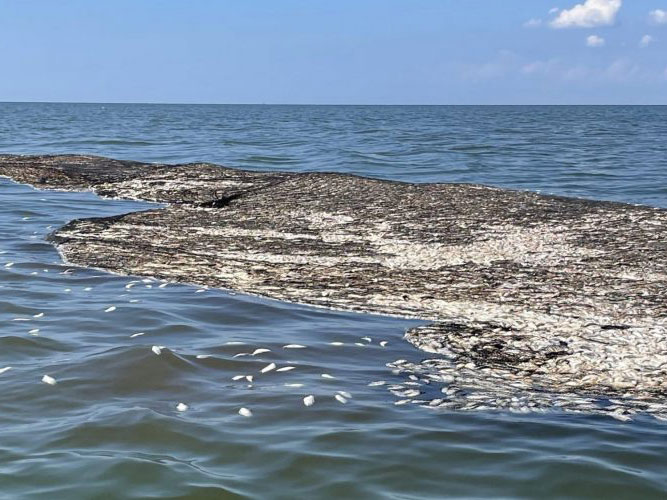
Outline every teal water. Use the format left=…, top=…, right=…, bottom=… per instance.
left=0, top=104, right=665, bottom=498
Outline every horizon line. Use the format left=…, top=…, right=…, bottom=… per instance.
left=1, top=100, right=667, bottom=107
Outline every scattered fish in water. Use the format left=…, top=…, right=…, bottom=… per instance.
left=233, top=353, right=249, bottom=358
left=321, top=374, right=335, bottom=379
left=0, top=367, right=12, bottom=375
left=28, top=328, right=39, bottom=335
left=246, top=375, right=254, bottom=383
left=225, top=341, right=246, bottom=345
left=261, top=363, right=276, bottom=374
left=42, top=375, right=57, bottom=385
left=104, top=306, right=116, bottom=313
left=239, top=407, right=253, bottom=417
left=276, top=366, right=295, bottom=372
left=361, top=337, right=372, bottom=343
left=151, top=345, right=163, bottom=355
left=232, top=375, right=245, bottom=381
left=158, top=283, right=168, bottom=288
left=303, top=395, right=315, bottom=407
left=329, top=342, right=344, bottom=346
left=368, top=381, right=386, bottom=386
left=335, top=394, right=348, bottom=404
left=33, top=312, right=44, bottom=318
left=380, top=341, right=388, bottom=347
left=285, top=383, right=304, bottom=388
left=176, top=403, right=189, bottom=412
left=130, top=332, right=145, bottom=338
left=4, top=262, right=14, bottom=268
left=83, top=287, right=92, bottom=291
left=337, top=391, right=352, bottom=399
left=283, top=344, right=306, bottom=349
left=252, top=348, right=271, bottom=355
left=195, top=354, right=211, bottom=359
left=354, top=343, right=365, bottom=346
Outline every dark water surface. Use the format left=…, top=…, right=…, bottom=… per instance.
left=0, top=104, right=665, bottom=498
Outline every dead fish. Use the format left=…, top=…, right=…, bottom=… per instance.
left=260, top=363, right=276, bottom=374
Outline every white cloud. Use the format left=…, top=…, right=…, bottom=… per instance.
left=463, top=53, right=662, bottom=86
left=649, top=9, right=667, bottom=25
left=521, top=59, right=587, bottom=80
left=604, top=59, right=640, bottom=81
left=524, top=18, right=543, bottom=28
left=549, top=7, right=560, bottom=15
left=586, top=34, right=606, bottom=47
left=640, top=35, right=655, bottom=47
left=551, top=0, right=622, bottom=28
left=460, top=51, right=521, bottom=81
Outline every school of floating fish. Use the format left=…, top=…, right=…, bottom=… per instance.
left=1, top=232, right=385, bottom=418
left=3, top=251, right=664, bottom=423
left=2, top=178, right=665, bottom=424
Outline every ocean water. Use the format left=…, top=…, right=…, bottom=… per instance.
left=0, top=103, right=665, bottom=498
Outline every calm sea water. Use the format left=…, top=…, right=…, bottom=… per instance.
left=0, top=103, right=665, bottom=498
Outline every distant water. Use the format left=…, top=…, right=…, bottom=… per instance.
left=1, top=103, right=666, bottom=207
left=0, top=103, right=665, bottom=498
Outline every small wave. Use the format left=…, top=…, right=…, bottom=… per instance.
left=241, top=155, right=299, bottom=164
left=448, top=144, right=495, bottom=153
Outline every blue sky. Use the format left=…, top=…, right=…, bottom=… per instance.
left=0, top=0, right=666, bottom=104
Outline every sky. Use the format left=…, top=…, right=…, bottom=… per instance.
left=0, top=0, right=666, bottom=104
